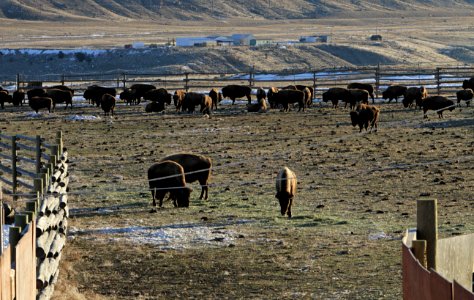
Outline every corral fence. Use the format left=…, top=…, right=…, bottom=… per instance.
left=402, top=199, right=474, bottom=299
left=0, top=131, right=69, bottom=300
left=1, top=65, right=473, bottom=101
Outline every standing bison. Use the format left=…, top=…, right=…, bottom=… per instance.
left=322, top=87, right=351, bottom=109
left=382, top=85, right=407, bottom=103
left=0, top=90, right=13, bottom=109
left=462, top=77, right=474, bottom=90
left=160, top=153, right=212, bottom=200
left=267, top=88, right=305, bottom=112
left=349, top=104, right=380, bottom=133
left=402, top=86, right=428, bottom=109
left=83, top=85, right=116, bottom=107
left=275, top=167, right=297, bottom=218
left=421, top=96, right=455, bottom=118
left=130, top=84, right=156, bottom=104
left=29, top=97, right=53, bottom=113
left=101, top=94, right=116, bottom=116
left=148, top=161, right=192, bottom=208
left=221, top=85, right=252, bottom=104
left=173, top=90, right=187, bottom=112
left=46, top=88, right=73, bottom=110
left=456, top=89, right=473, bottom=107
left=182, top=92, right=205, bottom=113
left=347, top=82, right=375, bottom=103
left=209, top=88, right=222, bottom=110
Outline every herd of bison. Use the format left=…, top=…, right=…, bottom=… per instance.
left=2, top=76, right=472, bottom=217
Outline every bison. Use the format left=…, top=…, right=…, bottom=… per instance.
left=322, top=87, right=351, bottom=109
left=173, top=90, right=187, bottom=112
left=12, top=90, right=25, bottom=106
left=456, top=89, right=473, bottom=107
left=267, top=87, right=279, bottom=108
left=160, top=153, right=212, bottom=200
left=349, top=104, right=380, bottom=133
left=200, top=95, right=213, bottom=115
left=100, top=94, right=116, bottom=116
left=209, top=88, right=222, bottom=110
left=421, top=96, right=455, bottom=118
left=347, top=82, right=375, bottom=103
left=145, top=101, right=165, bottom=113
left=0, top=90, right=13, bottom=109
left=144, top=88, right=172, bottom=105
left=119, top=88, right=137, bottom=105
left=182, top=92, right=205, bottom=113
left=221, top=85, right=252, bottom=104
left=130, top=84, right=156, bottom=104
left=382, top=85, right=407, bottom=103
left=268, top=89, right=305, bottom=112
left=83, top=85, right=116, bottom=107
left=148, top=160, right=192, bottom=208
left=247, top=97, right=267, bottom=113
left=27, top=88, right=47, bottom=101
left=346, top=88, right=369, bottom=110
left=275, top=167, right=297, bottom=218
left=256, top=87, right=266, bottom=102
left=29, top=97, right=53, bottom=113
left=462, top=77, right=474, bottom=90
left=46, top=88, right=73, bottom=110
left=402, top=86, right=428, bottom=109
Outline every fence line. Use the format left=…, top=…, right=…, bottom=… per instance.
left=0, top=132, right=69, bottom=300
left=0, top=65, right=472, bottom=101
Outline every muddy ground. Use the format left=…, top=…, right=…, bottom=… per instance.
left=1, top=97, right=473, bottom=299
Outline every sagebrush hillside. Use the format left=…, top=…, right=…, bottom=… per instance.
left=1, top=0, right=474, bottom=21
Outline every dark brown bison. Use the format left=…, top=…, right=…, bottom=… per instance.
left=145, top=101, right=165, bottom=113
left=130, top=84, right=156, bottom=104
left=27, top=88, right=47, bottom=100
left=144, top=88, right=172, bottom=105
left=173, top=90, right=187, bottom=112
left=200, top=95, right=213, bottom=115
left=12, top=90, right=25, bottom=106
left=120, top=88, right=137, bottom=105
left=29, top=97, right=53, bottom=113
left=421, top=96, right=455, bottom=118
left=160, top=153, right=212, bottom=200
left=101, top=94, right=116, bottom=116
left=349, top=104, right=380, bottom=133
left=256, top=87, right=266, bottom=102
left=382, top=85, right=407, bottom=103
left=268, top=89, right=305, bottom=112
left=462, top=77, right=474, bottom=90
left=322, top=87, right=351, bottom=109
left=46, top=88, right=73, bottom=110
left=456, top=89, right=473, bottom=107
left=148, top=161, right=192, bottom=208
left=267, top=87, right=279, bottom=108
left=182, top=92, right=205, bottom=113
left=83, top=85, right=116, bottom=107
left=275, top=167, right=297, bottom=218
left=347, top=82, right=375, bottom=103
left=47, top=85, right=74, bottom=95
left=402, top=86, right=428, bottom=109
left=209, top=88, right=222, bottom=110
left=346, top=89, right=369, bottom=110
left=222, top=85, right=252, bottom=104
left=0, top=90, right=13, bottom=109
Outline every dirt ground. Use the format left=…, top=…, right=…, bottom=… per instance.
left=1, top=96, right=473, bottom=299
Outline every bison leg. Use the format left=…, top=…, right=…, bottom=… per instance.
left=199, top=181, right=208, bottom=200
left=231, top=97, right=236, bottom=105
left=246, top=94, right=251, bottom=105
left=287, top=198, right=293, bottom=218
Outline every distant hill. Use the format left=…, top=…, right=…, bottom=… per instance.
left=1, top=0, right=474, bottom=21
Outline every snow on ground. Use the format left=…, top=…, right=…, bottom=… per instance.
left=69, top=220, right=253, bottom=250
left=65, top=115, right=101, bottom=121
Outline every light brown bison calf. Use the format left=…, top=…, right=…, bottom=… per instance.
left=350, top=104, right=380, bottom=133
left=209, top=88, right=222, bottom=110
left=148, top=160, right=192, bottom=208
left=160, top=153, right=212, bottom=200
left=200, top=95, right=213, bottom=115
left=173, top=90, right=187, bottom=112
left=276, top=167, right=297, bottom=218
left=247, top=98, right=267, bottom=113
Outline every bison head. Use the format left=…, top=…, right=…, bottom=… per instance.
left=349, top=111, right=359, bottom=127
left=275, top=191, right=292, bottom=217
left=174, top=186, right=193, bottom=207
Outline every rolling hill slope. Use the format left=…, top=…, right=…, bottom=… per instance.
left=1, top=0, right=473, bottom=21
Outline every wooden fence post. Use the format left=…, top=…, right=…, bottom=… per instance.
left=122, top=73, right=127, bottom=89
left=16, top=73, right=20, bottom=90
left=184, top=73, right=189, bottom=91
left=312, top=71, right=317, bottom=100
left=61, top=74, right=65, bottom=86
left=248, top=67, right=254, bottom=87
left=11, top=135, right=18, bottom=201
left=417, top=198, right=438, bottom=270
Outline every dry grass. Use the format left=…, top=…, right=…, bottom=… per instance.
left=2, top=97, right=473, bottom=299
